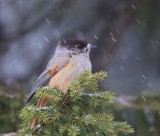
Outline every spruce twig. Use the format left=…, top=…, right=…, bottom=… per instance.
left=18, top=70, right=134, bottom=136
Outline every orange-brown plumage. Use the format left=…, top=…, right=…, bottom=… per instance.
left=30, top=64, right=61, bottom=128
left=29, top=96, right=48, bottom=128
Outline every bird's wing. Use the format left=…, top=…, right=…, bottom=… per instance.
left=26, top=61, right=69, bottom=102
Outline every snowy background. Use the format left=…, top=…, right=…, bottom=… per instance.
left=0, top=0, right=160, bottom=95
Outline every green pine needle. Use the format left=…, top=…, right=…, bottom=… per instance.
left=18, top=70, right=134, bottom=136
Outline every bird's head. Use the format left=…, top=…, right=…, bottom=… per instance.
left=57, top=38, right=97, bottom=56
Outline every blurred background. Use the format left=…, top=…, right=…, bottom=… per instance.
left=0, top=0, right=160, bottom=135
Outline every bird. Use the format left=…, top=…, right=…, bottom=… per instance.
left=26, top=38, right=97, bottom=128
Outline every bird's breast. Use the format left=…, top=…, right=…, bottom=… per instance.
left=48, top=55, right=91, bottom=94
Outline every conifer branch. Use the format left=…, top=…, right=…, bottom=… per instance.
left=18, top=70, right=134, bottom=136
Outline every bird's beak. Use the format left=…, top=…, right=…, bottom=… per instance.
left=87, top=44, right=97, bottom=49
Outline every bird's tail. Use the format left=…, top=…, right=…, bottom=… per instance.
left=29, top=96, right=48, bottom=129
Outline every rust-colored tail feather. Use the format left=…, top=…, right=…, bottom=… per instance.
left=29, top=63, right=65, bottom=129
left=29, top=96, right=48, bottom=129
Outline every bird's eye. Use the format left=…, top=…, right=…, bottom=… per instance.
left=85, top=48, right=89, bottom=52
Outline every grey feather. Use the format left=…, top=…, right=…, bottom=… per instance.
left=26, top=61, right=69, bottom=102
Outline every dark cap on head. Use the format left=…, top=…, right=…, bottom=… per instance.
left=59, top=38, right=88, bottom=49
